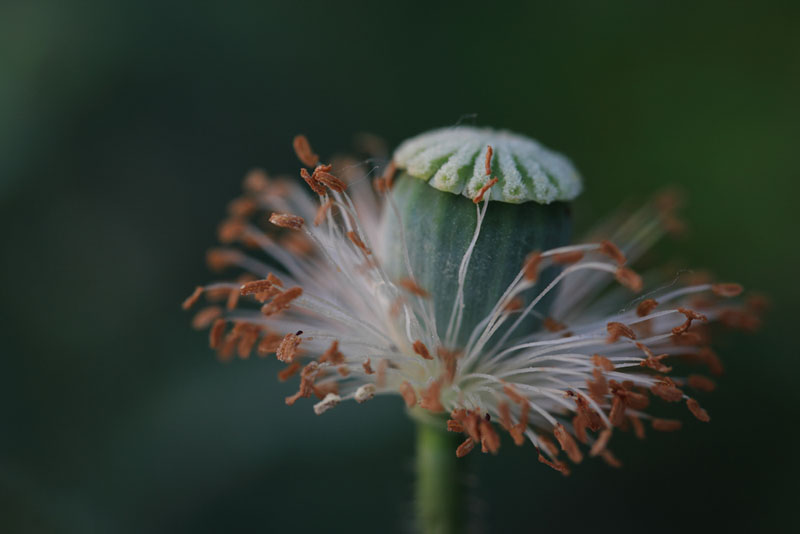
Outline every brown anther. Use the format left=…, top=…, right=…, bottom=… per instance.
left=456, top=437, right=476, bottom=458
left=312, top=382, right=339, bottom=400
left=552, top=250, right=584, bottom=264
left=257, top=332, right=283, bottom=356
left=591, top=354, right=615, bottom=371
left=543, top=317, right=566, bottom=333
left=319, top=340, right=345, bottom=365
left=651, top=378, right=684, bottom=403
left=746, top=293, right=770, bottom=313
left=568, top=392, right=604, bottom=432
left=240, top=279, right=274, bottom=296
left=413, top=340, right=433, bottom=360
left=687, top=374, right=716, bottom=392
left=267, top=273, right=283, bottom=287
left=225, top=288, right=240, bottom=311
left=292, top=134, right=319, bottom=168
left=538, top=453, right=570, bottom=476
left=182, top=286, right=204, bottom=310
left=457, top=411, right=482, bottom=443
left=285, top=362, right=320, bottom=406
left=209, top=318, right=226, bottom=349
left=553, top=424, right=583, bottom=463
left=636, top=298, right=659, bottom=317
left=537, top=435, right=559, bottom=457
left=599, top=240, right=626, bottom=265
left=497, top=402, right=513, bottom=431
left=269, top=212, right=305, bottom=230
left=473, top=177, right=499, bottom=204
left=227, top=197, right=257, bottom=218
left=509, top=403, right=530, bottom=446
left=437, top=346, right=461, bottom=384
left=243, top=168, right=269, bottom=192
left=206, top=248, right=243, bottom=272
left=712, top=283, right=743, bottom=297
left=504, top=297, right=524, bottom=312
left=589, top=429, right=612, bottom=457
left=419, top=379, right=444, bottom=412
left=672, top=330, right=705, bottom=346
left=629, top=414, right=646, bottom=439
left=362, top=358, right=374, bottom=375
left=719, top=309, right=762, bottom=331
left=191, top=306, right=222, bottom=330
left=651, top=418, right=682, bottom=432
left=383, top=160, right=397, bottom=190
left=217, top=218, right=246, bottom=244
left=276, top=332, right=302, bottom=363
left=447, top=419, right=464, bottom=433
left=394, top=381, right=415, bottom=407
left=523, top=251, right=542, bottom=282
left=606, top=322, right=636, bottom=343
left=687, top=398, right=710, bottom=422
left=376, top=359, right=388, bottom=387
left=484, top=145, right=494, bottom=176
left=346, top=231, right=371, bottom=254
left=277, top=361, right=301, bottom=382
left=600, top=449, right=622, bottom=468
left=672, top=307, right=707, bottom=335
left=282, top=232, right=313, bottom=256
left=260, top=286, right=303, bottom=316
left=502, top=384, right=527, bottom=405
left=314, top=171, right=347, bottom=193
left=314, top=199, right=333, bottom=226
left=615, top=267, right=643, bottom=292
left=479, top=419, right=501, bottom=454
left=587, top=368, right=609, bottom=402
left=238, top=331, right=260, bottom=359
left=300, top=167, right=327, bottom=196
left=397, top=277, right=429, bottom=297
left=609, top=396, right=626, bottom=427
left=573, top=414, right=589, bottom=444
left=337, top=366, right=350, bottom=377
left=639, top=349, right=672, bottom=373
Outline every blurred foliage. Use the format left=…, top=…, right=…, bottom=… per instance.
left=1, top=0, right=798, bottom=532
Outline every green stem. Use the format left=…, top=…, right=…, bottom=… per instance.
left=414, top=413, right=465, bottom=534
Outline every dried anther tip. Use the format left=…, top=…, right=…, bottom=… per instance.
left=269, top=212, right=305, bottom=230
left=301, top=167, right=326, bottom=196
left=313, top=393, right=341, bottom=415
left=607, top=322, right=636, bottom=343
left=355, top=384, right=376, bottom=403
left=473, top=177, right=498, bottom=203
left=315, top=170, right=347, bottom=193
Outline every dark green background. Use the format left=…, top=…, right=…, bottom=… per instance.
left=2, top=1, right=798, bottom=532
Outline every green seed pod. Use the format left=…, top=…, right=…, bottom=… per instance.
left=378, top=127, right=582, bottom=348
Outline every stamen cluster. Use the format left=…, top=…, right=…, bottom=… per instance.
left=184, top=134, right=762, bottom=473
